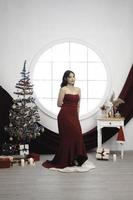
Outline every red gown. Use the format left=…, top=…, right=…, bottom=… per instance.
left=42, top=94, right=88, bottom=169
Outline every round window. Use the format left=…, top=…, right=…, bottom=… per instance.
left=31, top=41, right=108, bottom=119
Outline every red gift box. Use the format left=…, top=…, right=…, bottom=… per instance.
left=0, top=158, right=11, bottom=168
left=29, top=153, right=40, bottom=161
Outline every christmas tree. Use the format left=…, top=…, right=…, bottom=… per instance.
left=6, top=60, right=43, bottom=144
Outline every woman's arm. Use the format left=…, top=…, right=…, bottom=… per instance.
left=57, top=88, right=66, bottom=107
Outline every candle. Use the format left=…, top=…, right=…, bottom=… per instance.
left=113, top=154, right=117, bottom=162
left=29, top=158, right=34, bottom=165
left=21, top=159, right=25, bottom=167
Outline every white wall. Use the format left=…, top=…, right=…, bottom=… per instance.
left=0, top=0, right=133, bottom=150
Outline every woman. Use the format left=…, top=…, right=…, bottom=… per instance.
left=42, top=70, right=88, bottom=169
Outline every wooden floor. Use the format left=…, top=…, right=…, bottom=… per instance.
left=0, top=151, right=133, bottom=200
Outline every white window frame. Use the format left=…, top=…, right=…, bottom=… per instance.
left=30, top=39, right=111, bottom=133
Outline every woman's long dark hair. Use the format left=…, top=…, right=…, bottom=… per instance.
left=60, top=70, right=75, bottom=88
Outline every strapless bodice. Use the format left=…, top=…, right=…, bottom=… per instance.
left=62, top=94, right=79, bottom=107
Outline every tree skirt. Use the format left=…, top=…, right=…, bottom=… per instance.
left=49, top=160, right=96, bottom=173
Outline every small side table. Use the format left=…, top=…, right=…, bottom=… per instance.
left=97, top=117, right=125, bottom=159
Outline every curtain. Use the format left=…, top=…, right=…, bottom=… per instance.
left=0, top=86, right=13, bottom=145
left=118, top=65, right=133, bottom=124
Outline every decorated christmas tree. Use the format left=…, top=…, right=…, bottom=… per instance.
left=6, top=60, right=43, bottom=144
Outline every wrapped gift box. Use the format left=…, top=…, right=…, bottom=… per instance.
left=0, top=158, right=11, bottom=168
left=27, top=153, right=40, bottom=161
left=0, top=156, right=13, bottom=162
left=19, top=144, right=29, bottom=156
left=96, top=147, right=110, bottom=160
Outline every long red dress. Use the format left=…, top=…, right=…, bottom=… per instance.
left=42, top=94, right=88, bottom=169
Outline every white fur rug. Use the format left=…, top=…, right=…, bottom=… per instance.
left=49, top=160, right=96, bottom=173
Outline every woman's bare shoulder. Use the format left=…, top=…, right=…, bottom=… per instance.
left=75, top=87, right=81, bottom=92
left=61, top=86, right=67, bottom=90
left=59, top=86, right=67, bottom=93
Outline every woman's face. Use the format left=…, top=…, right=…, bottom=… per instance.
left=67, top=72, right=75, bottom=85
